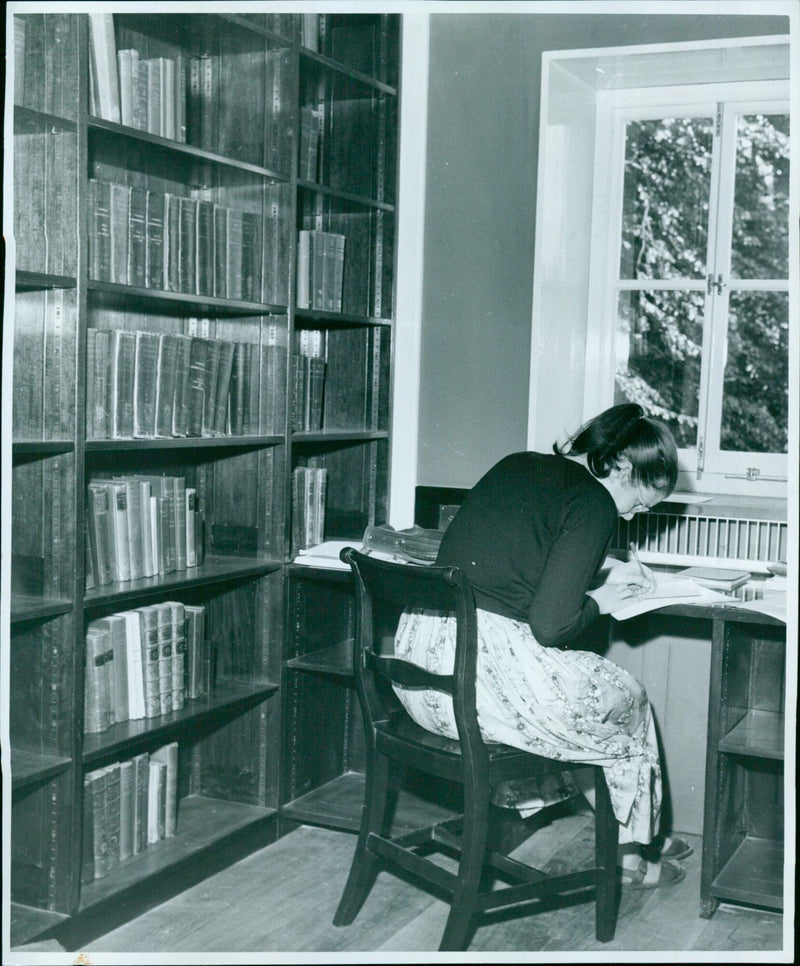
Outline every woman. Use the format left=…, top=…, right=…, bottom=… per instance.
left=394, top=403, right=689, bottom=888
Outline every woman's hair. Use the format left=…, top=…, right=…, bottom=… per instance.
left=554, top=403, right=679, bottom=493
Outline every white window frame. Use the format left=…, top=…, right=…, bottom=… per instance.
left=586, top=79, right=790, bottom=496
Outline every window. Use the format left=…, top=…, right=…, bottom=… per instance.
left=590, top=80, right=789, bottom=493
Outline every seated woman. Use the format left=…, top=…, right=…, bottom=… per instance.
left=394, top=403, right=690, bottom=889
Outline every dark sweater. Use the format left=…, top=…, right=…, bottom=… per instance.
left=435, top=452, right=618, bottom=646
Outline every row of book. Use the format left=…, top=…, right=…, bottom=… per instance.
left=87, top=178, right=265, bottom=301
left=88, top=13, right=292, bottom=170
left=86, top=476, right=202, bottom=589
left=296, top=230, right=346, bottom=312
left=291, top=466, right=328, bottom=552
left=292, top=329, right=326, bottom=432
left=82, top=742, right=179, bottom=882
left=86, top=326, right=287, bottom=441
left=14, top=13, right=79, bottom=118
left=14, top=129, right=78, bottom=278
left=84, top=602, right=209, bottom=733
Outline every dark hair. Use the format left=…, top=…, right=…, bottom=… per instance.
left=554, top=403, right=679, bottom=494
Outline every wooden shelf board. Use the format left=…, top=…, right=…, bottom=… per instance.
left=292, top=429, right=389, bottom=443
left=10, top=595, right=73, bottom=624
left=12, top=440, right=74, bottom=458
left=87, top=279, right=288, bottom=316
left=83, top=555, right=281, bottom=609
left=287, top=639, right=354, bottom=676
left=82, top=680, right=279, bottom=764
left=78, top=795, right=278, bottom=910
left=10, top=902, right=69, bottom=949
left=11, top=749, right=73, bottom=791
left=85, top=434, right=283, bottom=452
left=15, top=270, right=77, bottom=291
left=87, top=116, right=290, bottom=181
left=14, top=105, right=77, bottom=131
left=295, top=179, right=395, bottom=212
left=298, top=47, right=398, bottom=95
left=294, top=305, right=392, bottom=327
left=282, top=771, right=460, bottom=835
left=719, top=709, right=785, bottom=760
left=711, top=836, right=783, bottom=910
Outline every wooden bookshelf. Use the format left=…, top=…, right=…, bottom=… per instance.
left=8, top=10, right=401, bottom=945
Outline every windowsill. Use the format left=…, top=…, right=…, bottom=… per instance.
left=657, top=492, right=787, bottom=522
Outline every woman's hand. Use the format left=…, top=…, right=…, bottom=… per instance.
left=586, top=580, right=647, bottom=614
left=605, top=559, right=657, bottom=595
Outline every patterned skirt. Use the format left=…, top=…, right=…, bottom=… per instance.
left=393, top=607, right=662, bottom=845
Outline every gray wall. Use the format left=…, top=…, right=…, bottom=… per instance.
left=417, top=11, right=790, bottom=489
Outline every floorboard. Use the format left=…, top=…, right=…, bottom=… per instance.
left=10, top=811, right=786, bottom=960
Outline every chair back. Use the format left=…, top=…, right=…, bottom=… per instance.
left=341, top=547, right=483, bottom=756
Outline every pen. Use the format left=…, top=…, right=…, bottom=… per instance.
left=629, top=541, right=646, bottom=582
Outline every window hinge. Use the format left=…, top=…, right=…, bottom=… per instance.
left=706, top=273, right=725, bottom=295
left=696, top=437, right=705, bottom=479
left=715, top=105, right=722, bottom=137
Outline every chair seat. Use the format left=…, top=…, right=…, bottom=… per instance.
left=375, top=713, right=569, bottom=785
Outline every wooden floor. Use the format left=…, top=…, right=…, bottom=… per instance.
left=12, top=805, right=787, bottom=960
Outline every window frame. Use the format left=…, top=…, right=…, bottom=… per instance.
left=585, top=79, right=790, bottom=496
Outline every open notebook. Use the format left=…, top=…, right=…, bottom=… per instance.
left=610, top=574, right=731, bottom=621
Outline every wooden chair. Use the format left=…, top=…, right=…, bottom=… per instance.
left=333, top=547, right=619, bottom=951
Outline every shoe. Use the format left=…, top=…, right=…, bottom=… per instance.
left=618, top=858, right=686, bottom=890
left=660, top=837, right=693, bottom=861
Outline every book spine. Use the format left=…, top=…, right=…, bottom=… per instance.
left=145, top=190, right=165, bottom=290
left=171, top=334, right=193, bottom=437
left=109, top=182, right=131, bottom=286
left=213, top=205, right=228, bottom=299
left=173, top=477, right=187, bottom=571
left=195, top=199, right=215, bottom=297
left=154, top=334, right=178, bottom=438
left=132, top=752, right=150, bottom=854
left=185, top=488, right=197, bottom=567
left=178, top=196, right=198, bottom=295
left=89, top=179, right=111, bottom=281
left=213, top=341, right=236, bottom=436
left=202, top=339, right=222, bottom=436
left=169, top=602, right=186, bottom=712
left=133, top=330, right=159, bottom=438
left=186, top=337, right=208, bottom=437
left=137, top=606, right=162, bottom=718
left=118, top=759, right=135, bottom=861
left=123, top=480, right=144, bottom=581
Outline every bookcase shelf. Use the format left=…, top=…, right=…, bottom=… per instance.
left=82, top=679, right=279, bottom=765
left=85, top=435, right=283, bottom=453
left=77, top=794, right=278, bottom=911
left=8, top=10, right=400, bottom=937
left=85, top=280, right=288, bottom=316
left=83, top=555, right=281, bottom=610
left=87, top=116, right=291, bottom=182
left=10, top=595, right=73, bottom=625
left=718, top=709, right=784, bottom=760
left=12, top=750, right=74, bottom=792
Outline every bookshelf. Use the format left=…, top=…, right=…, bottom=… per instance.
left=8, top=11, right=402, bottom=942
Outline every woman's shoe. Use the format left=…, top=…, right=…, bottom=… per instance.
left=660, top=836, right=693, bottom=861
left=618, top=858, right=686, bottom=890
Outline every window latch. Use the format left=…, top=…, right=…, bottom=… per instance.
left=706, top=273, right=725, bottom=295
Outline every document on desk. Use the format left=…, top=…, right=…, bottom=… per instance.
left=610, top=575, right=730, bottom=621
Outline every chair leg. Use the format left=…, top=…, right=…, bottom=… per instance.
left=333, top=752, right=391, bottom=927
left=593, top=766, right=619, bottom=942
left=439, top=781, right=490, bottom=951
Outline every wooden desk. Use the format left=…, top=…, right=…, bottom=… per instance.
left=647, top=600, right=786, bottom=917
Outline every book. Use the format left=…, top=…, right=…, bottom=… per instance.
left=135, top=605, right=161, bottom=718
left=88, top=179, right=112, bottom=281
left=138, top=479, right=155, bottom=578
left=151, top=741, right=179, bottom=837
left=213, top=340, right=236, bottom=435
left=127, top=185, right=147, bottom=288
left=103, top=762, right=122, bottom=873
left=202, top=338, right=223, bottom=436
left=154, top=333, right=179, bottom=438
left=213, top=205, right=229, bottom=299
left=178, top=196, right=198, bottom=294
left=163, top=193, right=181, bottom=292
left=107, top=329, right=136, bottom=439
left=88, top=13, right=120, bottom=122
left=96, top=479, right=131, bottom=582
left=97, top=613, right=130, bottom=723
left=133, top=330, right=159, bottom=438
left=186, top=337, right=209, bottom=437
left=147, top=760, right=167, bottom=844
left=173, top=476, right=187, bottom=572
left=241, top=210, right=262, bottom=303
left=185, top=488, right=198, bottom=567
left=168, top=602, right=186, bottom=712
left=676, top=566, right=751, bottom=591
left=117, top=48, right=138, bottom=127
left=184, top=604, right=208, bottom=698
left=610, top=575, right=730, bottom=621
left=171, top=334, right=193, bottom=437
left=225, top=209, right=244, bottom=301
left=196, top=198, right=215, bottom=297
left=120, top=609, right=146, bottom=720
left=87, top=482, right=114, bottom=586
left=154, top=602, right=174, bottom=715
left=145, top=190, right=165, bottom=289
left=84, top=625, right=114, bottom=733
left=131, top=751, right=150, bottom=854
left=83, top=768, right=109, bottom=880
left=229, top=342, right=247, bottom=435
left=109, top=181, right=131, bottom=286
left=144, top=57, right=162, bottom=137
left=118, top=759, right=135, bottom=861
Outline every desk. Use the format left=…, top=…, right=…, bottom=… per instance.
left=619, top=599, right=785, bottom=918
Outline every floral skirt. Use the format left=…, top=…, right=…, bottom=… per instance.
left=393, top=607, right=662, bottom=845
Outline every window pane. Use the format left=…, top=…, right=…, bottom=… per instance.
left=730, top=113, right=790, bottom=280
left=721, top=290, right=788, bottom=453
left=619, top=117, right=714, bottom=281
left=613, top=289, right=705, bottom=448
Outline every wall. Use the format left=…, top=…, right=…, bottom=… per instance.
left=417, top=10, right=790, bottom=489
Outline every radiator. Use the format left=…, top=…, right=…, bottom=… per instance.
left=614, top=511, right=788, bottom=573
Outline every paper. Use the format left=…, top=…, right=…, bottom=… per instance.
left=610, top=575, right=729, bottom=620
left=731, top=595, right=787, bottom=623
left=293, top=540, right=362, bottom=570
